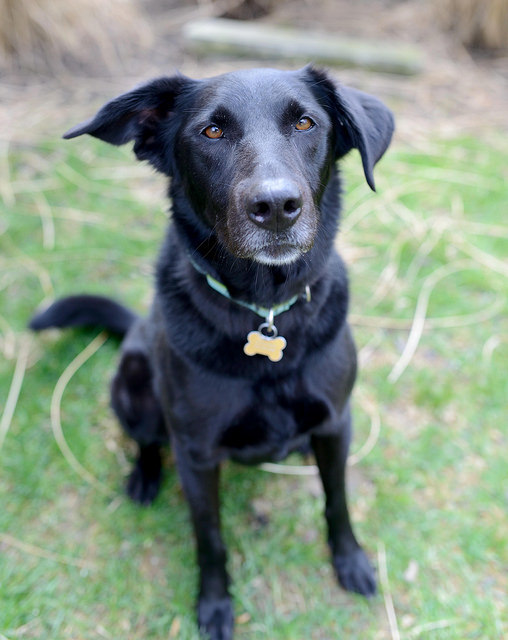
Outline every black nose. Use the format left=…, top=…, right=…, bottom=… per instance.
left=247, top=180, right=302, bottom=232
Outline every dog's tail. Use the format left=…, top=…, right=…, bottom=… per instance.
left=29, top=294, right=138, bottom=338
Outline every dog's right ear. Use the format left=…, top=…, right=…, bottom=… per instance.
left=63, top=75, right=196, bottom=175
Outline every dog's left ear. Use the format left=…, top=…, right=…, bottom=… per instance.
left=305, top=67, right=394, bottom=191
left=63, top=75, right=196, bottom=176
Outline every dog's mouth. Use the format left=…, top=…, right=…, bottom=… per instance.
left=252, top=242, right=309, bottom=266
left=221, top=223, right=314, bottom=265
left=221, top=204, right=317, bottom=266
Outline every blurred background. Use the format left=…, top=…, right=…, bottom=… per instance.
left=1, top=2, right=507, bottom=639
left=1, top=0, right=507, bottom=141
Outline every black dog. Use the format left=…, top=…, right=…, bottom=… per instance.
left=31, top=66, right=394, bottom=639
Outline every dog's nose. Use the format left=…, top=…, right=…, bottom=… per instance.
left=247, top=180, right=302, bottom=232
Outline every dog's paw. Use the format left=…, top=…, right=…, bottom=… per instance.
left=333, top=547, right=377, bottom=597
left=126, top=464, right=161, bottom=505
left=198, top=596, right=234, bottom=640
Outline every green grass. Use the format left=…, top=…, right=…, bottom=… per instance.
left=1, top=133, right=507, bottom=639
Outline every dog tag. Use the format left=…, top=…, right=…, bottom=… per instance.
left=243, top=323, right=287, bottom=362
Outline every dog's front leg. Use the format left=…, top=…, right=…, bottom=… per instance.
left=174, top=446, right=233, bottom=640
left=311, top=408, right=377, bottom=597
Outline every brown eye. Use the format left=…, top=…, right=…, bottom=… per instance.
left=296, top=116, right=314, bottom=131
left=203, top=125, right=224, bottom=139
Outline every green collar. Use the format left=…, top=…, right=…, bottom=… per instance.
left=188, top=254, right=310, bottom=320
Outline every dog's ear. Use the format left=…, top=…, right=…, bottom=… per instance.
left=63, top=75, right=195, bottom=175
left=305, top=67, right=394, bottom=191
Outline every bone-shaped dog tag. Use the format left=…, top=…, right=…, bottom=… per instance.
left=243, top=328, right=287, bottom=362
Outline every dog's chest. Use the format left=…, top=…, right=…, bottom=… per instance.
left=159, top=350, right=334, bottom=466
left=218, top=391, right=330, bottom=464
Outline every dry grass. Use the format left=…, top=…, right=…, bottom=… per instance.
left=435, top=0, right=508, bottom=49
left=0, top=0, right=152, bottom=74
left=1, top=129, right=507, bottom=639
left=49, top=331, right=113, bottom=496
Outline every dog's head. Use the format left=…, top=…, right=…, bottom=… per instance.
left=64, top=67, right=394, bottom=266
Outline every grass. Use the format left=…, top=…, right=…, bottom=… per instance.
left=0, top=131, right=507, bottom=639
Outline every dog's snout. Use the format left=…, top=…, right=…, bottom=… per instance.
left=247, top=180, right=302, bottom=232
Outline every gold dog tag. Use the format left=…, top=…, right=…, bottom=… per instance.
left=243, top=326, right=287, bottom=362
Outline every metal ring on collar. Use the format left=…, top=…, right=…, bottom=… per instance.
left=258, top=322, right=278, bottom=338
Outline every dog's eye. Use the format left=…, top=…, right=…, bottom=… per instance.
left=203, top=125, right=224, bottom=139
left=295, top=117, right=315, bottom=131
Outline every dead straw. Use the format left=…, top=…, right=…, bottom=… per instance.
left=388, top=260, right=476, bottom=383
left=434, top=0, right=508, bottom=49
left=0, top=335, right=31, bottom=452
left=348, top=390, right=381, bottom=466
left=409, top=618, right=461, bottom=637
left=377, top=542, right=401, bottom=640
left=0, top=140, right=15, bottom=207
left=33, top=191, right=55, bottom=250
left=49, top=331, right=114, bottom=496
left=0, top=531, right=96, bottom=571
left=0, top=0, right=152, bottom=74
left=350, top=294, right=504, bottom=330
